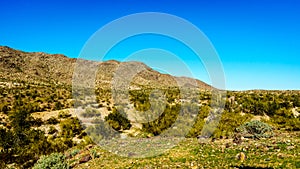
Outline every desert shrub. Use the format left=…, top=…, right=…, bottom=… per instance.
left=9, top=101, right=32, bottom=133
left=81, top=107, right=101, bottom=118
left=48, top=137, right=73, bottom=153
left=70, top=149, right=80, bottom=157
left=142, top=104, right=180, bottom=135
left=271, top=115, right=300, bottom=131
left=0, top=102, right=10, bottom=114
left=292, top=94, right=300, bottom=107
left=85, top=119, right=117, bottom=141
left=48, top=126, right=58, bottom=134
left=2, top=100, right=55, bottom=167
left=29, top=117, right=44, bottom=127
left=33, top=153, right=69, bottom=169
left=186, top=105, right=210, bottom=137
left=0, top=127, right=15, bottom=155
left=212, top=110, right=252, bottom=138
left=58, top=111, right=71, bottom=118
left=47, top=117, right=59, bottom=125
left=105, top=107, right=131, bottom=131
left=54, top=101, right=63, bottom=110
left=236, top=120, right=273, bottom=139
left=60, top=117, right=83, bottom=137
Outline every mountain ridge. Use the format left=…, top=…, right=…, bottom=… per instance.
left=0, top=46, right=212, bottom=90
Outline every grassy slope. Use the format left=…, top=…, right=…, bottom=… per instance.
left=70, top=131, right=300, bottom=169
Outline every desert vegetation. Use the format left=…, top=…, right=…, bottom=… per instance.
left=1, top=79, right=299, bottom=168
left=0, top=47, right=299, bottom=168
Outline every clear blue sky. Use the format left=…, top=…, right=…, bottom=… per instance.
left=1, top=0, right=300, bottom=90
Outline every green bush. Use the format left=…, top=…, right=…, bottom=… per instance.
left=47, top=117, right=59, bottom=125
left=70, top=149, right=80, bottom=157
left=81, top=107, right=101, bottom=118
left=142, top=104, right=180, bottom=135
left=236, top=120, right=273, bottom=139
left=85, top=119, right=117, bottom=141
left=105, top=107, right=131, bottom=131
left=48, top=126, right=58, bottom=134
left=60, top=117, right=83, bottom=137
left=33, top=153, right=69, bottom=169
left=90, top=148, right=100, bottom=158
left=58, top=111, right=71, bottom=118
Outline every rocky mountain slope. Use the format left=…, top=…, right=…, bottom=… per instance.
left=0, top=46, right=212, bottom=90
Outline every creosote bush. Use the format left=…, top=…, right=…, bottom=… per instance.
left=33, top=152, right=69, bottom=169
left=58, top=111, right=71, bottom=119
left=105, top=107, right=131, bottom=131
left=236, top=120, right=273, bottom=139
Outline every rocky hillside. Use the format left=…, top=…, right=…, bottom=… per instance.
left=0, top=46, right=212, bottom=90
left=0, top=46, right=76, bottom=85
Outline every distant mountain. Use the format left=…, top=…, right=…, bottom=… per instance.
left=0, top=46, right=212, bottom=90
